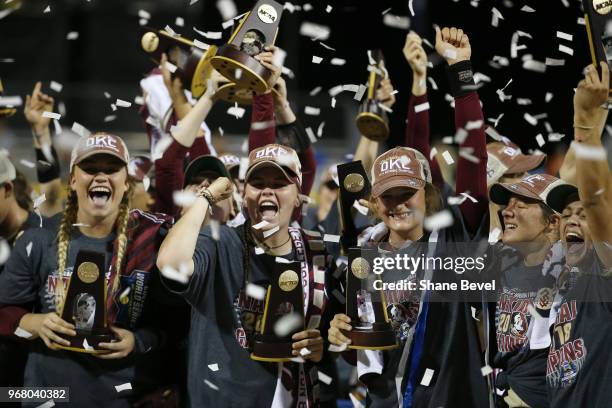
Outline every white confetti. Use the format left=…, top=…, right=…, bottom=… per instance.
left=545, top=92, right=554, bottom=103
left=309, top=86, right=322, bottom=96
left=572, top=142, right=607, bottom=161
left=252, top=220, right=270, bottom=230
left=43, top=5, right=51, bottom=13
left=114, top=382, right=133, bottom=393
left=104, top=115, right=117, bottom=123
left=173, top=190, right=197, bottom=207
left=459, top=149, right=480, bottom=164
left=208, top=363, right=220, bottom=372
left=175, top=17, right=184, bottom=27
left=50, top=81, right=63, bottom=92
left=465, top=120, right=483, bottom=131
left=274, top=312, right=302, bottom=337
left=331, top=97, right=336, bottom=108
left=354, top=85, right=367, bottom=101
left=217, top=0, right=237, bottom=20
left=420, top=368, right=435, bottom=386
left=325, top=4, right=332, bottom=13
left=481, top=365, right=493, bottom=376
left=299, top=347, right=312, bottom=356
left=316, top=370, right=333, bottom=385
left=471, top=306, right=480, bottom=320
left=227, top=104, right=245, bottom=119
left=19, top=159, right=35, bottom=168
left=306, top=127, right=318, bottom=144
left=522, top=59, right=546, bottom=73
left=443, top=49, right=458, bottom=60
left=319, top=42, right=336, bottom=51
left=520, top=5, right=535, bottom=12
left=577, top=17, right=585, bottom=25
left=210, top=220, right=220, bottom=241
left=33, top=193, right=46, bottom=209
left=164, top=61, right=177, bottom=73
left=193, top=39, right=210, bottom=50
left=204, top=379, right=219, bottom=391
left=317, top=121, right=325, bottom=137
left=523, top=113, right=538, bottom=126
left=263, top=225, right=280, bottom=238
left=138, top=9, right=151, bottom=19
left=353, top=200, right=369, bottom=216
left=556, top=31, right=573, bottom=41
left=424, top=210, right=454, bottom=231
left=0, top=96, right=23, bottom=107
left=323, top=234, right=340, bottom=243
left=246, top=283, right=267, bottom=300
left=442, top=151, right=455, bottom=165
left=161, top=265, right=190, bottom=284
left=83, top=338, right=94, bottom=351
left=36, top=401, right=55, bottom=408
left=26, top=241, right=33, bottom=257
left=115, top=99, right=131, bottom=108
left=271, top=47, right=286, bottom=68
left=251, top=120, right=275, bottom=131
left=558, top=44, right=573, bottom=56
left=460, top=192, right=478, bottom=203
left=192, top=27, right=222, bottom=40
left=41, top=111, right=61, bottom=121
left=329, top=57, right=346, bottom=66
left=414, top=102, right=430, bottom=113
left=164, top=25, right=180, bottom=37
left=328, top=343, right=347, bottom=352
left=381, top=7, right=392, bottom=15
left=303, top=3, right=313, bottom=11
left=304, top=106, right=320, bottom=115
left=491, top=7, right=503, bottom=27
left=14, top=326, right=33, bottom=339
left=299, top=22, right=330, bottom=40
left=254, top=247, right=265, bottom=255
left=0, top=240, right=9, bottom=265
left=382, top=13, right=410, bottom=30
left=66, top=32, right=79, bottom=40
left=535, top=134, right=545, bottom=147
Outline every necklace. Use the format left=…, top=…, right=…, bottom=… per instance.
left=251, top=230, right=291, bottom=251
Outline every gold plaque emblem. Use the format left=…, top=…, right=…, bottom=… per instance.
left=77, top=262, right=99, bottom=284
left=344, top=173, right=365, bottom=193
left=351, top=257, right=370, bottom=279
left=257, top=4, right=278, bottom=24
left=593, top=0, right=612, bottom=15
left=278, top=270, right=299, bottom=292
left=141, top=32, right=159, bottom=52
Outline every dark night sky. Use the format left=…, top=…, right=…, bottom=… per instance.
left=0, top=0, right=605, bottom=159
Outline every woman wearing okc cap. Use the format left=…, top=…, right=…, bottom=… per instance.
left=157, top=143, right=340, bottom=407
left=0, top=133, right=180, bottom=406
left=328, top=26, right=492, bottom=408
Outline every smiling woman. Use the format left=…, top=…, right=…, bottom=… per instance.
left=0, top=133, right=179, bottom=406
left=156, top=143, right=341, bottom=407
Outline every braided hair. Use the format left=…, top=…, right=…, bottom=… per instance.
left=55, top=181, right=133, bottom=315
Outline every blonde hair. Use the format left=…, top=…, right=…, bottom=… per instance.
left=55, top=181, right=133, bottom=315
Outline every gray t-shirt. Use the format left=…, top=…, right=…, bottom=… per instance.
left=162, top=224, right=336, bottom=408
left=0, top=225, right=171, bottom=407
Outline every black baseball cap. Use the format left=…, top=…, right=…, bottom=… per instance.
left=183, top=155, right=231, bottom=188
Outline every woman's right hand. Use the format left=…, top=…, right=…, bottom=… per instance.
left=19, top=312, right=76, bottom=350
left=403, top=32, right=427, bottom=77
left=328, top=313, right=352, bottom=346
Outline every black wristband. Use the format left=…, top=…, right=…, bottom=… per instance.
left=35, top=146, right=60, bottom=183
left=276, top=119, right=312, bottom=154
left=445, top=60, right=476, bottom=97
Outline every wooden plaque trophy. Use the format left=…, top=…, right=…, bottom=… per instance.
left=583, top=0, right=612, bottom=90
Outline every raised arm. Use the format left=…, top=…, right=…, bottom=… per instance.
left=436, top=26, right=488, bottom=232
left=403, top=32, right=443, bottom=187
left=153, top=56, right=218, bottom=216
left=573, top=61, right=612, bottom=268
left=24, top=82, right=63, bottom=216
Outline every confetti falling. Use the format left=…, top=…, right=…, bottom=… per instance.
left=274, top=312, right=302, bottom=337
left=115, top=383, right=132, bottom=393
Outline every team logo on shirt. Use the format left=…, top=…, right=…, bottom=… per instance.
left=546, top=299, right=587, bottom=388
left=496, top=289, right=534, bottom=352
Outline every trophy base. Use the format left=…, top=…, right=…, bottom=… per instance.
left=216, top=83, right=281, bottom=105
left=211, top=45, right=270, bottom=94
left=356, top=101, right=390, bottom=141
left=189, top=45, right=217, bottom=99
left=250, top=335, right=295, bottom=362
left=342, top=324, right=398, bottom=350
left=54, top=331, right=116, bottom=354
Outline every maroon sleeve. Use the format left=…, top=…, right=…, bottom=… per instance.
left=405, top=93, right=443, bottom=188
left=154, top=138, right=189, bottom=217
left=187, top=136, right=211, bottom=160
left=249, top=92, right=276, bottom=152
left=299, top=147, right=316, bottom=196
left=454, top=92, right=489, bottom=233
left=0, top=305, right=30, bottom=338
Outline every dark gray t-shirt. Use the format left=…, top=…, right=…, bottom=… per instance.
left=162, top=224, right=336, bottom=408
left=0, top=226, right=169, bottom=407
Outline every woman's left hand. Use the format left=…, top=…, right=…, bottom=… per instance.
left=292, top=329, right=324, bottom=362
left=96, top=326, right=135, bottom=359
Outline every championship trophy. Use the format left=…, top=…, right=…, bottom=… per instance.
left=337, top=162, right=397, bottom=349
left=251, top=260, right=304, bottom=362
left=355, top=49, right=390, bottom=141
left=583, top=0, right=612, bottom=89
left=337, top=161, right=371, bottom=252
left=140, top=27, right=217, bottom=98
left=55, top=250, right=115, bottom=353
left=344, top=248, right=397, bottom=350
left=210, top=0, right=283, bottom=94
left=0, top=78, right=17, bottom=118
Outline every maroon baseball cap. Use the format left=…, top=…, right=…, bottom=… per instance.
left=486, top=141, right=546, bottom=185
left=245, top=144, right=302, bottom=188
left=128, top=155, right=153, bottom=182
left=490, top=173, right=578, bottom=213
left=70, top=133, right=130, bottom=172
left=371, top=147, right=432, bottom=198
